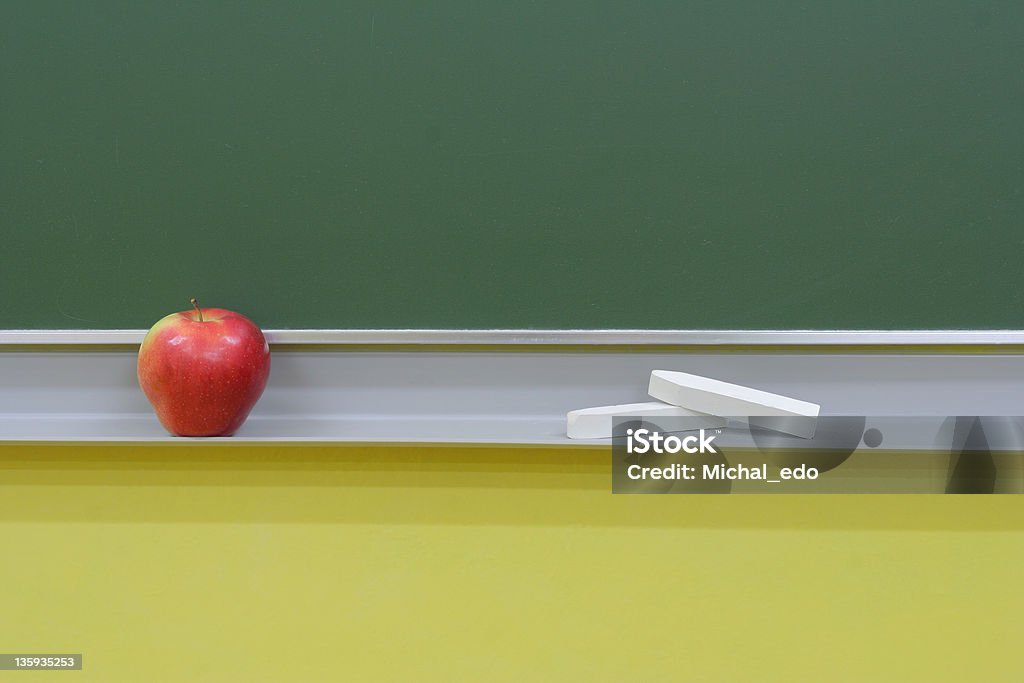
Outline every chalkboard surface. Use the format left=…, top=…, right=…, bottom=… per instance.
left=2, top=2, right=1022, bottom=330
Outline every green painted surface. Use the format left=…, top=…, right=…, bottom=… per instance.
left=2, top=2, right=1022, bottom=330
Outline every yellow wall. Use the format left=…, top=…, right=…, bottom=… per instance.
left=1, top=444, right=1022, bottom=682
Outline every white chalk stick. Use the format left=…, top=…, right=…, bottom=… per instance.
left=648, top=370, right=820, bottom=438
left=566, top=401, right=726, bottom=439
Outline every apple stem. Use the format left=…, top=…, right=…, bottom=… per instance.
left=190, top=297, right=204, bottom=322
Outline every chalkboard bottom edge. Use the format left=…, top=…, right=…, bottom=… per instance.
left=2, top=329, right=1024, bottom=348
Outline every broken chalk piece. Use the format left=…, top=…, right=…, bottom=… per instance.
left=648, top=370, right=820, bottom=439
left=566, top=401, right=726, bottom=440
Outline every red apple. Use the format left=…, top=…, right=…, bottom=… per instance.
left=137, top=299, right=270, bottom=437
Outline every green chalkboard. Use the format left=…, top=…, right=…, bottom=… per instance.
left=2, top=2, right=1022, bottom=330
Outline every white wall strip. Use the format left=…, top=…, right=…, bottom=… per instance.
left=1, top=348, right=1023, bottom=445
left=2, top=329, right=1024, bottom=346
